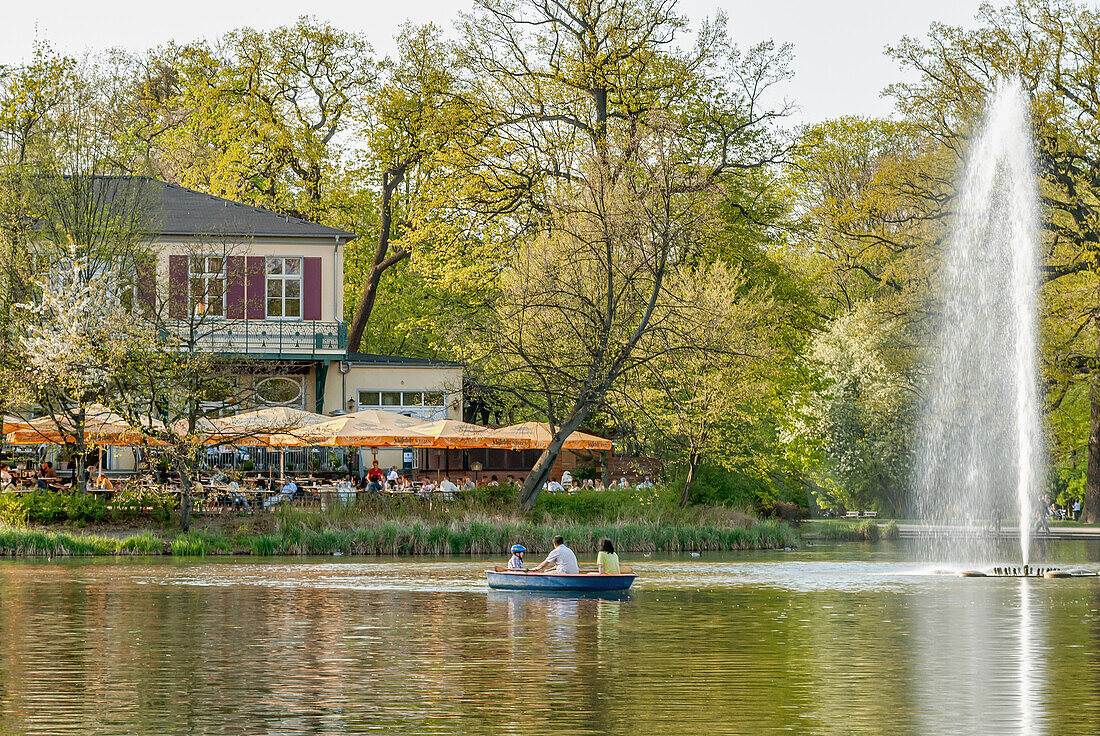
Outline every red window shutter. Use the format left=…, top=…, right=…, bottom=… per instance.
left=136, top=254, right=156, bottom=313
left=168, top=255, right=187, bottom=318
left=246, top=256, right=266, bottom=320
left=226, top=256, right=246, bottom=319
left=303, top=257, right=322, bottom=320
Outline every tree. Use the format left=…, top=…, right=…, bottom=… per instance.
left=455, top=0, right=792, bottom=510
left=615, top=262, right=777, bottom=506
left=155, top=17, right=375, bottom=221
left=346, top=24, right=476, bottom=352
left=789, top=305, right=916, bottom=515
left=0, top=48, right=160, bottom=491
left=8, top=250, right=135, bottom=492
left=886, top=0, right=1100, bottom=521
left=785, top=117, right=941, bottom=325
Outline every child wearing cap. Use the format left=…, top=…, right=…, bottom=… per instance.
left=507, top=544, right=526, bottom=570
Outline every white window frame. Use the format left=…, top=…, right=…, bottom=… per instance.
left=265, top=256, right=303, bottom=321
left=189, top=255, right=226, bottom=318
left=357, top=390, right=449, bottom=420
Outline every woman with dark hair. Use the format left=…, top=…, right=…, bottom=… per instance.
left=596, top=538, right=620, bottom=575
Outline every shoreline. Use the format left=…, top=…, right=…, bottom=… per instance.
left=0, top=518, right=800, bottom=557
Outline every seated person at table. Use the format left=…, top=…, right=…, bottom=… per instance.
left=507, top=544, right=526, bottom=570
left=366, top=460, right=385, bottom=492
left=0, top=464, right=12, bottom=490
left=397, top=475, right=412, bottom=491
left=530, top=535, right=580, bottom=574
left=93, top=471, right=114, bottom=491
left=595, top=538, right=620, bottom=574
left=546, top=479, right=564, bottom=494
left=387, top=466, right=400, bottom=485
left=36, top=461, right=58, bottom=490
left=438, top=476, right=459, bottom=500
left=264, top=477, right=298, bottom=508
left=226, top=480, right=249, bottom=509
left=461, top=476, right=475, bottom=491
left=419, top=480, right=436, bottom=497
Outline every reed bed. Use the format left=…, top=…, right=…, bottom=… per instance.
left=804, top=519, right=897, bottom=542
left=0, top=516, right=798, bottom=557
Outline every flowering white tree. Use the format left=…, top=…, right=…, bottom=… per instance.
left=785, top=305, right=916, bottom=515
left=11, top=248, right=136, bottom=491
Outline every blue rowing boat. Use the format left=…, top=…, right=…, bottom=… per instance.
left=485, top=569, right=636, bottom=592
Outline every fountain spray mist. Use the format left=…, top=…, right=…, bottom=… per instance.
left=913, top=79, right=1044, bottom=566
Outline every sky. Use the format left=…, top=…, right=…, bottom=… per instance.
left=0, top=0, right=993, bottom=125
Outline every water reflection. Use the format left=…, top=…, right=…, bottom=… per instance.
left=0, top=550, right=1096, bottom=735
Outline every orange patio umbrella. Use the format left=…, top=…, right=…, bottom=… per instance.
left=188, top=407, right=330, bottom=447
left=5, top=404, right=165, bottom=446
left=339, top=409, right=425, bottom=430
left=298, top=413, right=431, bottom=448
left=487, top=421, right=613, bottom=451
left=414, top=419, right=504, bottom=449
left=3, top=416, right=27, bottom=434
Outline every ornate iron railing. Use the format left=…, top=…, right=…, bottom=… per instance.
left=171, top=319, right=347, bottom=357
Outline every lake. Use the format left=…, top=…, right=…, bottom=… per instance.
left=1, top=541, right=1099, bottom=735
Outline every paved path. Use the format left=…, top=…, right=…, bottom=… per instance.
left=896, top=523, right=1100, bottom=540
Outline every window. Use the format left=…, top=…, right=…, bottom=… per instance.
left=189, top=256, right=225, bottom=317
left=266, top=257, right=302, bottom=319
left=358, top=390, right=448, bottom=412
left=256, top=376, right=306, bottom=409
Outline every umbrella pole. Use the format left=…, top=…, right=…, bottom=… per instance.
left=280, top=448, right=285, bottom=480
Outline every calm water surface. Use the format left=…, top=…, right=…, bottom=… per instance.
left=1, top=542, right=1099, bottom=735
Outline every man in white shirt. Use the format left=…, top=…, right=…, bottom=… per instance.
left=439, top=477, right=459, bottom=500
left=531, top=536, right=580, bottom=574
left=265, top=478, right=298, bottom=508
left=387, top=466, right=400, bottom=484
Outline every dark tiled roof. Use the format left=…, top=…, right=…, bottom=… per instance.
left=346, top=352, right=462, bottom=367
left=153, top=181, right=357, bottom=239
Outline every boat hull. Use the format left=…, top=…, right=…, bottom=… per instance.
left=486, top=570, right=635, bottom=591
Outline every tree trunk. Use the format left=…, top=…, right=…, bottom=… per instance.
left=175, top=462, right=194, bottom=531
left=519, top=412, right=590, bottom=511
left=1086, top=370, right=1100, bottom=524
left=679, top=453, right=699, bottom=508
left=346, top=166, right=409, bottom=353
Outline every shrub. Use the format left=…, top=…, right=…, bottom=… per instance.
left=882, top=519, right=899, bottom=541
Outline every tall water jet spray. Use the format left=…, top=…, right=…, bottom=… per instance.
left=913, top=79, right=1044, bottom=566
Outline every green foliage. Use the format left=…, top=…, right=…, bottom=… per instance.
left=786, top=305, right=914, bottom=516
left=882, top=520, right=899, bottom=541
left=0, top=492, right=109, bottom=525
left=170, top=530, right=232, bottom=557
left=808, top=519, right=883, bottom=542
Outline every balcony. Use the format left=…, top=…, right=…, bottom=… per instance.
left=171, top=319, right=347, bottom=358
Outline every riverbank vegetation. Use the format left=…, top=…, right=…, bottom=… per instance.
left=804, top=520, right=899, bottom=543
left=0, top=483, right=799, bottom=556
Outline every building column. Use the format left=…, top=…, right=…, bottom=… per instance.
left=315, top=361, right=330, bottom=414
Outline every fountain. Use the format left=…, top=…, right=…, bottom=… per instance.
left=912, top=79, right=1046, bottom=571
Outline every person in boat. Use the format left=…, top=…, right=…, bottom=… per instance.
left=595, top=537, right=620, bottom=574
left=530, top=535, right=579, bottom=574
left=507, top=544, right=526, bottom=570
